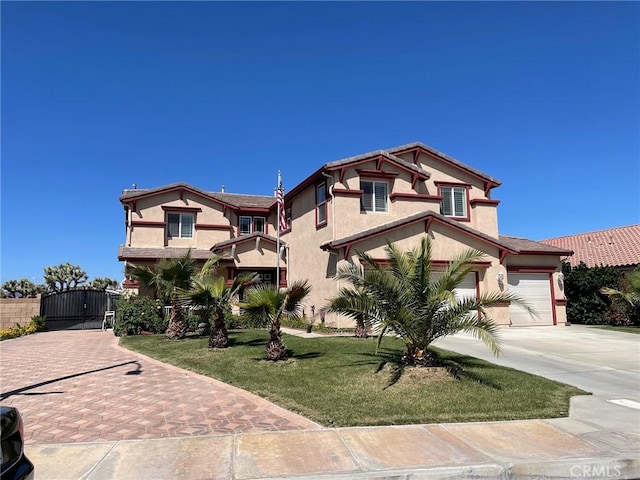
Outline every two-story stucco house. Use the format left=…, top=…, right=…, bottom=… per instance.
left=118, top=142, right=573, bottom=327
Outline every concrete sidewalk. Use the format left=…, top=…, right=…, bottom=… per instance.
left=26, top=396, right=640, bottom=479
left=13, top=327, right=640, bottom=479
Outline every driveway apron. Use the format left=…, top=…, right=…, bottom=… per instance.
left=0, top=331, right=319, bottom=445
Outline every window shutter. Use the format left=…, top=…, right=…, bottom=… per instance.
left=361, top=181, right=373, bottom=212
left=374, top=182, right=388, bottom=212
left=168, top=214, right=180, bottom=237
left=254, top=217, right=265, bottom=234
left=240, top=216, right=251, bottom=235
left=453, top=189, right=465, bottom=217
left=441, top=188, right=452, bottom=216
left=317, top=183, right=327, bottom=224
left=181, top=214, right=194, bottom=238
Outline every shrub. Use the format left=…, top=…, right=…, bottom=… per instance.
left=563, top=262, right=622, bottom=325
left=230, top=311, right=268, bottom=329
left=114, top=295, right=163, bottom=336
left=31, top=315, right=47, bottom=331
left=0, top=321, right=37, bottom=340
left=281, top=316, right=310, bottom=330
left=185, top=307, right=207, bottom=332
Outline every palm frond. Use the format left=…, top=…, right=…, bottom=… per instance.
left=326, top=235, right=536, bottom=363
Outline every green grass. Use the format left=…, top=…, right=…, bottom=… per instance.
left=120, top=330, right=587, bottom=427
left=591, top=325, right=640, bottom=334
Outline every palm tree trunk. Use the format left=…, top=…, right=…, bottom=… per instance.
left=354, top=319, right=369, bottom=338
left=265, top=322, right=286, bottom=361
left=209, top=309, right=229, bottom=348
left=402, top=344, right=436, bottom=367
left=165, top=295, right=187, bottom=340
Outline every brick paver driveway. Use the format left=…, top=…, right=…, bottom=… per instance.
left=0, top=331, right=318, bottom=445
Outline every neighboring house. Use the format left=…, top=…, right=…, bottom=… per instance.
left=118, top=141, right=572, bottom=327
left=540, top=224, right=640, bottom=271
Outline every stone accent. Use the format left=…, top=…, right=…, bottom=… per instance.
left=0, top=296, right=41, bottom=329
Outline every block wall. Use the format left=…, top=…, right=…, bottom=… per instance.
left=0, top=297, right=41, bottom=329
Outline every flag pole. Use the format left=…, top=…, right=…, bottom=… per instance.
left=276, top=171, right=282, bottom=290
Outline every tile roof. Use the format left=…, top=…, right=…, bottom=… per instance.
left=386, top=141, right=501, bottom=186
left=498, top=235, right=573, bottom=255
left=321, top=212, right=572, bottom=258
left=322, top=211, right=518, bottom=253
left=325, top=149, right=431, bottom=178
left=209, top=192, right=275, bottom=209
left=211, top=232, right=282, bottom=251
left=118, top=246, right=215, bottom=261
left=540, top=224, right=640, bottom=268
left=120, top=182, right=275, bottom=209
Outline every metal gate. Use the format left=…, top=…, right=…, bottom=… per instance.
left=40, top=289, right=121, bottom=330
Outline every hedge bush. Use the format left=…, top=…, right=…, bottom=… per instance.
left=114, top=295, right=164, bottom=336
left=563, top=262, right=622, bottom=325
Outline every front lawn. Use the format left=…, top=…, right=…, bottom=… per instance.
left=591, top=325, right=640, bottom=335
left=120, top=330, right=587, bottom=427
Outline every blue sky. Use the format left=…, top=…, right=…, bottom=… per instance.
left=2, top=1, right=639, bottom=285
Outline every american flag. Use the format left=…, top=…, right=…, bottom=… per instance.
left=277, top=177, right=287, bottom=232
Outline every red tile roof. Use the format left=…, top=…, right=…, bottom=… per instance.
left=540, top=225, right=640, bottom=268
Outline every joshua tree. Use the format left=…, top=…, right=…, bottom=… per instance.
left=1, top=279, right=43, bottom=298
left=328, top=237, right=534, bottom=366
left=43, top=263, right=88, bottom=292
left=87, top=277, right=120, bottom=291
left=238, top=280, right=311, bottom=361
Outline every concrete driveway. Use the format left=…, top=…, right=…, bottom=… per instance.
left=434, top=324, right=640, bottom=399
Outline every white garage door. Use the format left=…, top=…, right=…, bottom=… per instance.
left=433, top=272, right=477, bottom=302
left=507, top=273, right=553, bottom=326
left=454, top=273, right=477, bottom=302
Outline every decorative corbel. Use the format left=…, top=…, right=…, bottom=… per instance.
left=424, top=217, right=434, bottom=233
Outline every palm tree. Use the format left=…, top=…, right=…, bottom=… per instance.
left=327, top=287, right=373, bottom=338
left=238, top=280, right=311, bottom=361
left=179, top=257, right=258, bottom=348
left=600, top=267, right=640, bottom=307
left=327, top=237, right=534, bottom=366
left=129, top=251, right=196, bottom=340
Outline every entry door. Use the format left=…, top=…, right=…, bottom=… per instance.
left=507, top=273, right=553, bottom=326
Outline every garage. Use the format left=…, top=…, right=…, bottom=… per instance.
left=453, top=272, right=477, bottom=302
left=507, top=273, right=553, bottom=326
left=433, top=272, right=477, bottom=302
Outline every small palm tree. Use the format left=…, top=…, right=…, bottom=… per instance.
left=328, top=237, right=534, bottom=366
left=129, top=251, right=196, bottom=340
left=327, top=287, right=373, bottom=338
left=238, top=280, right=311, bottom=361
left=600, top=267, right=640, bottom=307
left=179, top=257, right=258, bottom=348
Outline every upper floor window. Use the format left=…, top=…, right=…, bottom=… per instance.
left=360, top=180, right=388, bottom=213
left=239, top=216, right=266, bottom=235
left=285, top=207, right=292, bottom=231
left=316, top=183, right=327, bottom=226
left=167, top=213, right=194, bottom=238
left=440, top=186, right=467, bottom=218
